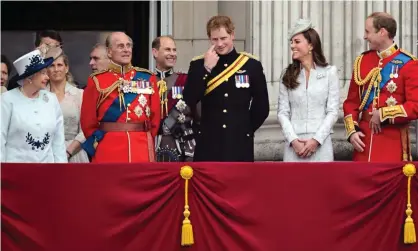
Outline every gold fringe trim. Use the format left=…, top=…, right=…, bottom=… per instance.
left=180, top=165, right=194, bottom=246
left=403, top=163, right=417, bottom=244
left=400, top=49, right=417, bottom=61
left=192, top=55, right=204, bottom=61
left=240, top=51, right=259, bottom=61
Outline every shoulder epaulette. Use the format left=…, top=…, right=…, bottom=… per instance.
left=192, top=55, right=204, bottom=61
left=240, top=51, right=259, bottom=61
left=89, top=69, right=107, bottom=78
left=400, top=49, right=417, bottom=61
left=133, top=67, right=153, bottom=74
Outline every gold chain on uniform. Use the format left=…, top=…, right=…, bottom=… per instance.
left=354, top=54, right=382, bottom=110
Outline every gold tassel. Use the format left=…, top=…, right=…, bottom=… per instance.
left=403, top=163, right=417, bottom=244
left=180, top=165, right=194, bottom=246
left=158, top=80, right=168, bottom=118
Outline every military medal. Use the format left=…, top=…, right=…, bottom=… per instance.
left=244, top=75, right=250, bottom=88
left=126, top=79, right=133, bottom=93
left=172, top=86, right=184, bottom=99
left=389, top=65, right=394, bottom=79
left=177, top=113, right=186, bottom=123
left=138, top=94, right=147, bottom=107
left=172, top=86, right=177, bottom=99
left=235, top=75, right=242, bottom=88
left=131, top=81, right=138, bottom=93
left=385, top=96, right=397, bottom=106
left=236, top=75, right=250, bottom=88
left=394, top=65, right=399, bottom=78
left=122, top=84, right=130, bottom=93
left=386, top=80, right=397, bottom=93
left=145, top=106, right=151, bottom=117
left=134, top=105, right=143, bottom=118
left=175, top=99, right=187, bottom=112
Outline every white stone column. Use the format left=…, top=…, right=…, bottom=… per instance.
left=160, top=0, right=173, bottom=36
left=250, top=0, right=418, bottom=160
left=149, top=1, right=158, bottom=70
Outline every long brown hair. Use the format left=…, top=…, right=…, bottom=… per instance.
left=281, top=28, right=328, bottom=90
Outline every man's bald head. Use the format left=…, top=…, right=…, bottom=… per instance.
left=105, top=32, right=133, bottom=48
left=106, top=32, right=133, bottom=66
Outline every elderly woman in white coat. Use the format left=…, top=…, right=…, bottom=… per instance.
left=277, top=19, right=340, bottom=162
left=1, top=47, right=67, bottom=163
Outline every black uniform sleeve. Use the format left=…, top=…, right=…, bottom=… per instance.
left=183, top=60, right=213, bottom=107
left=250, top=61, right=270, bottom=132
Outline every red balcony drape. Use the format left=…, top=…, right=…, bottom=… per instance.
left=1, top=162, right=417, bottom=251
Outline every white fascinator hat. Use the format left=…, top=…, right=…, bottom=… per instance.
left=288, top=19, right=315, bottom=40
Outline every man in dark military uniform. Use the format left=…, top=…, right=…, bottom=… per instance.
left=152, top=36, right=198, bottom=162
left=183, top=15, right=270, bottom=162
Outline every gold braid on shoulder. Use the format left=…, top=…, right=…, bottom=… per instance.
left=353, top=54, right=381, bottom=86
left=92, top=76, right=124, bottom=109
left=354, top=54, right=382, bottom=111
left=400, top=49, right=417, bottom=61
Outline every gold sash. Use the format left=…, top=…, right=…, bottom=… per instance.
left=204, top=54, right=249, bottom=95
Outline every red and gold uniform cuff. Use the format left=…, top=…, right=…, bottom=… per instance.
left=379, top=105, right=407, bottom=122
left=344, top=114, right=359, bottom=139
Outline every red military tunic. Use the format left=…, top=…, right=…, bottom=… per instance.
left=80, top=62, right=160, bottom=163
left=343, top=44, right=418, bottom=161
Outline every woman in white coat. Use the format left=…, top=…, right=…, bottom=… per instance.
left=1, top=47, right=67, bottom=163
left=277, top=19, right=340, bottom=162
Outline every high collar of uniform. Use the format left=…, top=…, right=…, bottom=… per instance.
left=218, top=47, right=238, bottom=62
left=155, top=67, right=174, bottom=79
left=108, top=60, right=133, bottom=74
left=378, top=43, right=399, bottom=59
